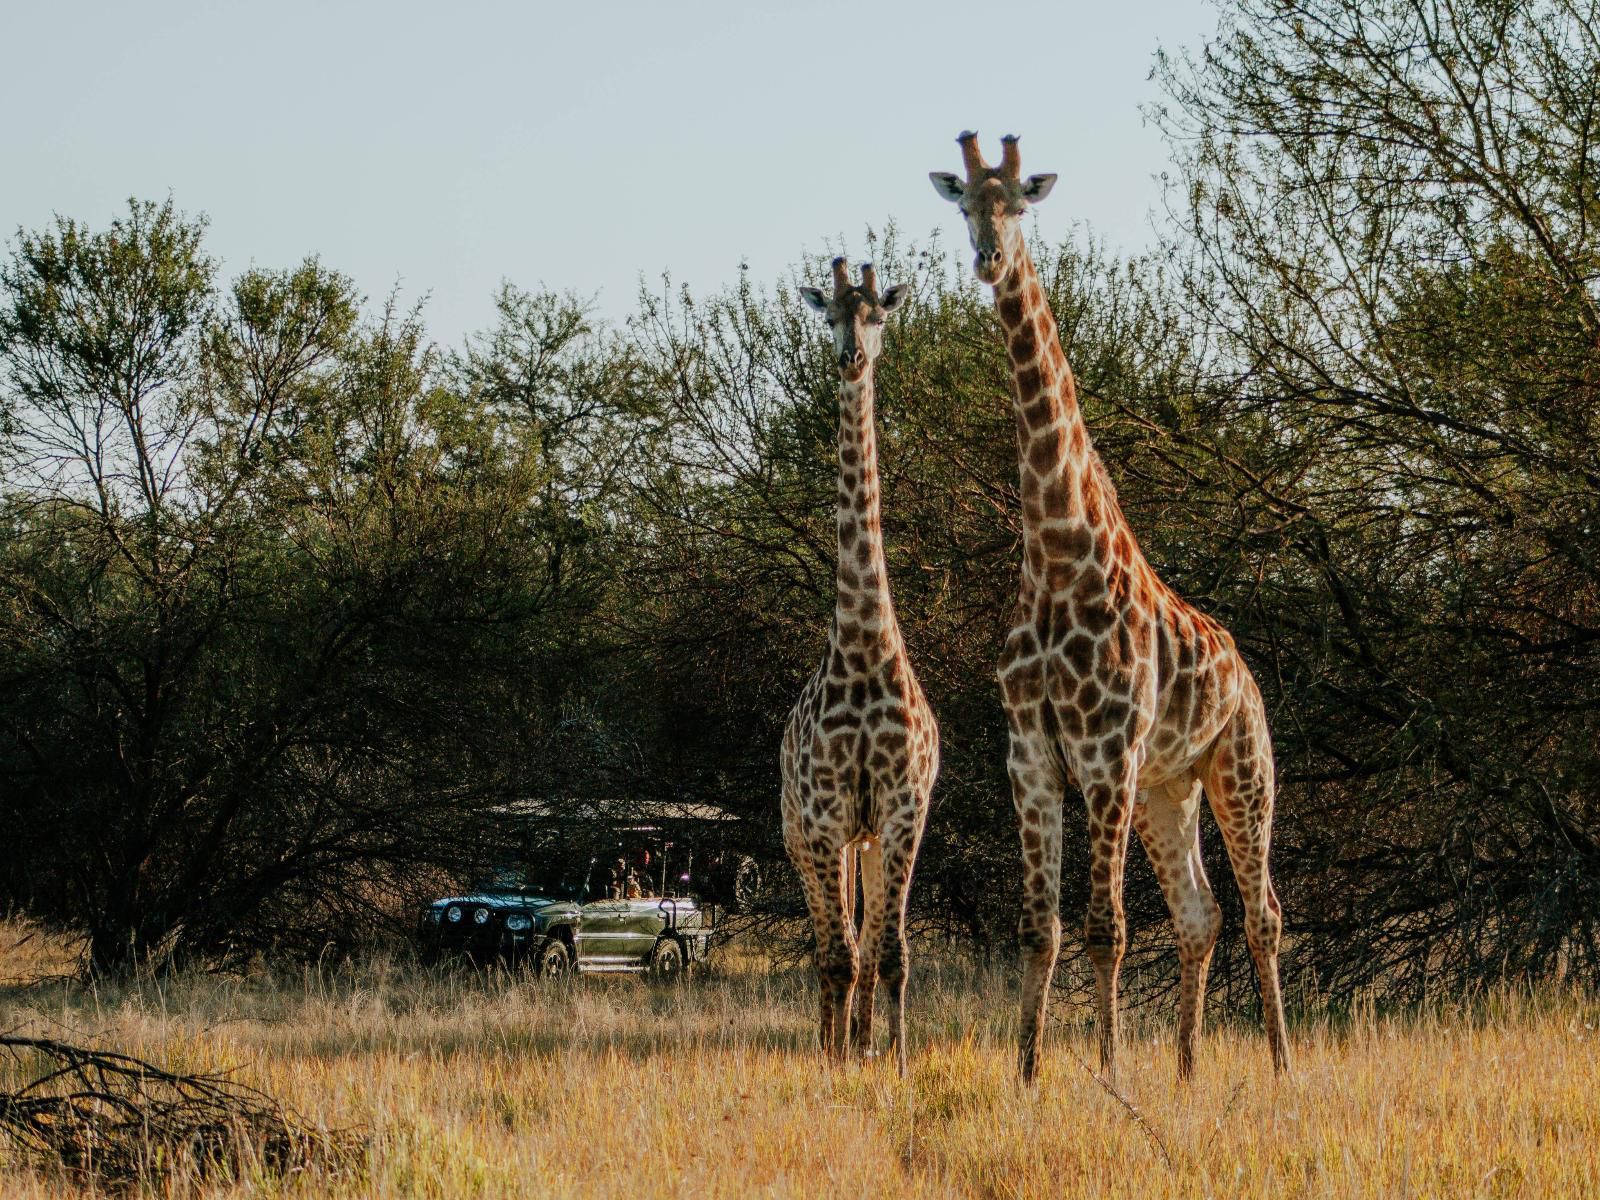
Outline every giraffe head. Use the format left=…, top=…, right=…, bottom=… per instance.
left=799, top=258, right=909, bottom=383
left=929, top=132, right=1057, bottom=286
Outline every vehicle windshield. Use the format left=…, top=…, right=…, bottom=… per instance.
left=471, top=864, right=586, bottom=899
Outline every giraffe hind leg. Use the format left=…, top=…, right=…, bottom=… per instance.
left=1203, top=693, right=1292, bottom=1075
left=1133, top=775, right=1222, bottom=1082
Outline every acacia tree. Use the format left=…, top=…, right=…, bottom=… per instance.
left=1154, top=0, right=1600, bottom=994
left=0, top=202, right=590, bottom=970
left=447, top=284, right=658, bottom=802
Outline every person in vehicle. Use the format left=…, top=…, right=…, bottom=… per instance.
left=632, top=848, right=655, bottom=896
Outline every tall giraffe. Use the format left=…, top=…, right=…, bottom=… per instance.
left=930, top=133, right=1290, bottom=1083
left=782, top=258, right=940, bottom=1077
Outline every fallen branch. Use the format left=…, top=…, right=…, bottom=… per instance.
left=0, top=1034, right=362, bottom=1184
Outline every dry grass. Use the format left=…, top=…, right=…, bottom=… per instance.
left=0, top=920, right=1594, bottom=1198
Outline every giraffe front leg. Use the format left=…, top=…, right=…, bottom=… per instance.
left=1010, top=747, right=1066, bottom=1084
left=851, top=838, right=884, bottom=1056
left=875, top=803, right=928, bottom=1078
left=788, top=829, right=857, bottom=1059
left=815, top=844, right=859, bottom=1058
left=1083, top=768, right=1135, bottom=1081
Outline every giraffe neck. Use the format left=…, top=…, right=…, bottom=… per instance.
left=834, top=370, right=898, bottom=651
left=994, top=248, right=1128, bottom=561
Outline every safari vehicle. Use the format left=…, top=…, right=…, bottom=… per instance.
left=419, top=864, right=711, bottom=978
left=418, top=799, right=753, bottom=977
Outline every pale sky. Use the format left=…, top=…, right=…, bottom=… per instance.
left=2, top=0, right=1220, bottom=345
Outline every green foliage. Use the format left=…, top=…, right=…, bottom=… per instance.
left=0, top=203, right=594, bottom=971
left=1152, top=0, right=1600, bottom=995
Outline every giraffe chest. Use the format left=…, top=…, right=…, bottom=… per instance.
left=792, top=653, right=930, bottom=749
left=783, top=656, right=937, bottom=804
left=996, top=588, right=1245, bottom=787
left=1004, top=570, right=1158, bottom=680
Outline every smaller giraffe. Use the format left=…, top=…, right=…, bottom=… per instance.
left=782, top=258, right=940, bottom=1077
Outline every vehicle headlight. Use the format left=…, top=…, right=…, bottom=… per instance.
left=446, top=905, right=462, bottom=923
left=505, top=914, right=531, bottom=932
left=473, top=907, right=491, bottom=925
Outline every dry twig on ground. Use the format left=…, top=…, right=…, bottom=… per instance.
left=0, top=1034, right=362, bottom=1184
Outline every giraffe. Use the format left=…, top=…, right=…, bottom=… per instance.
left=782, top=257, right=940, bottom=1077
left=930, top=132, right=1290, bottom=1084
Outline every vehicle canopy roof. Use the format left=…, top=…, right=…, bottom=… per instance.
left=493, top=797, right=740, bottom=830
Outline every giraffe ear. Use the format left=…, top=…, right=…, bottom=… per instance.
left=1021, top=173, right=1057, bottom=203
left=798, top=287, right=828, bottom=313
left=929, top=172, right=965, bottom=202
left=880, top=284, right=910, bottom=314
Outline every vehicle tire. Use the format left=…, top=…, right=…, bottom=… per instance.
left=533, top=938, right=572, bottom=980
left=648, top=936, right=685, bottom=982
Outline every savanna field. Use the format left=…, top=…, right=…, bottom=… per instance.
left=0, top=922, right=1594, bottom=1199
left=7, top=2, right=1600, bottom=1197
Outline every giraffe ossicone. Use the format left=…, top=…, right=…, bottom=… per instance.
left=781, top=257, right=939, bottom=1078
left=932, top=131, right=1291, bottom=1084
